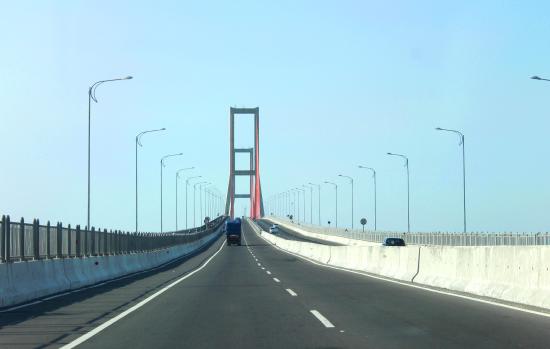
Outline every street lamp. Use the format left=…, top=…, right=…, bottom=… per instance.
left=436, top=127, right=467, bottom=233
left=200, top=182, right=211, bottom=225
left=193, top=181, right=208, bottom=227
left=185, top=175, right=201, bottom=229
left=338, top=174, right=354, bottom=230
left=297, top=187, right=306, bottom=223
left=303, top=184, right=313, bottom=224
left=358, top=165, right=377, bottom=231
left=387, top=152, right=410, bottom=233
left=135, top=128, right=165, bottom=233
left=87, top=75, right=133, bottom=230
left=160, top=153, right=183, bottom=233
left=324, top=181, right=338, bottom=228
left=176, top=167, right=194, bottom=231
left=309, top=182, right=321, bottom=225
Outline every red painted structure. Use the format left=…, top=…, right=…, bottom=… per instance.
left=225, top=107, right=264, bottom=219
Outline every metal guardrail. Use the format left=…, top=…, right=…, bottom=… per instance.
left=268, top=216, right=550, bottom=246
left=0, top=215, right=227, bottom=263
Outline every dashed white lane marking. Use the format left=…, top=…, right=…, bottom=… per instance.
left=257, top=263, right=261, bottom=266
left=286, top=289, right=297, bottom=296
left=273, top=278, right=280, bottom=283
left=310, top=310, right=335, bottom=328
left=266, top=271, right=272, bottom=275
left=60, top=238, right=227, bottom=349
left=261, top=267, right=265, bottom=270
left=252, top=222, right=550, bottom=320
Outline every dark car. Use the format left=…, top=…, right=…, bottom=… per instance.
left=382, top=237, right=406, bottom=246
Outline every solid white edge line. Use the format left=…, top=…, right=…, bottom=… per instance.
left=286, top=288, right=298, bottom=296
left=1, top=230, right=224, bottom=313
left=252, top=222, right=550, bottom=319
left=273, top=278, right=280, bottom=283
left=310, top=310, right=335, bottom=328
left=59, top=238, right=227, bottom=349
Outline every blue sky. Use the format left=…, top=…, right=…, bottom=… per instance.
left=0, top=1, right=549, bottom=233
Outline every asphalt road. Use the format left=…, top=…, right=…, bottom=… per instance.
left=2, top=221, right=550, bottom=348
left=256, top=218, right=342, bottom=246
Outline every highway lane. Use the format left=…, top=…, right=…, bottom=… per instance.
left=3, top=221, right=550, bottom=348
left=256, top=218, right=342, bottom=246
left=75, top=221, right=550, bottom=348
left=0, top=229, right=225, bottom=349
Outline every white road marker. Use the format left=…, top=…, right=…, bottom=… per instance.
left=273, top=278, right=280, bottom=283
left=310, top=310, right=335, bottom=328
left=261, top=267, right=265, bottom=270
left=257, top=263, right=261, bottom=266
left=286, top=288, right=297, bottom=296
left=266, top=271, right=272, bottom=275
left=59, top=239, right=227, bottom=349
left=254, top=227, right=550, bottom=319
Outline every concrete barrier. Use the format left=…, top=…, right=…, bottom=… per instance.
left=265, top=217, right=378, bottom=246
left=249, top=219, right=550, bottom=310
left=0, top=228, right=223, bottom=308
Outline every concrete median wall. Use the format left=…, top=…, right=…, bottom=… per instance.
left=0, top=229, right=222, bottom=308
left=265, top=217, right=378, bottom=246
left=249, top=219, right=550, bottom=310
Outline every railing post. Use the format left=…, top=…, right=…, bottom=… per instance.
left=56, top=222, right=62, bottom=258
left=67, top=224, right=72, bottom=257
left=5, top=216, right=11, bottom=262
left=0, top=215, right=5, bottom=263
left=84, top=226, right=89, bottom=256
left=91, top=227, right=96, bottom=256
left=19, top=217, right=25, bottom=261
left=33, top=219, right=39, bottom=260
left=103, top=229, right=107, bottom=255
left=46, top=221, right=51, bottom=259
left=76, top=225, right=81, bottom=257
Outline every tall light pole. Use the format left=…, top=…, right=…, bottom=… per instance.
left=135, top=127, right=165, bottom=233
left=186, top=176, right=201, bottom=229
left=298, top=187, right=306, bottom=223
left=436, top=127, right=466, bottom=233
left=160, top=153, right=183, bottom=233
left=358, top=165, right=377, bottom=231
left=176, top=167, right=194, bottom=231
left=309, top=182, right=321, bottom=225
left=324, top=181, right=338, bottom=228
left=194, top=181, right=207, bottom=227
left=199, top=182, right=210, bottom=226
left=387, top=152, right=410, bottom=233
left=87, top=75, right=132, bottom=230
left=338, top=174, right=354, bottom=230
left=303, top=185, right=313, bottom=224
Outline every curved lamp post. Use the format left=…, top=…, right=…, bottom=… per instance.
left=309, top=182, right=321, bottom=225
left=135, top=128, right=165, bottom=233
left=175, top=167, right=194, bottom=231
left=338, top=174, right=354, bottom=230
left=193, top=181, right=208, bottom=227
left=387, top=152, right=410, bottom=233
left=87, top=75, right=132, bottom=230
left=185, top=176, right=202, bottom=229
left=324, top=181, right=338, bottom=228
left=436, top=127, right=466, bottom=233
left=358, top=165, right=377, bottom=231
left=160, top=153, right=183, bottom=233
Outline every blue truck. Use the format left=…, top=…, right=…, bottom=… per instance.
left=225, top=218, right=242, bottom=246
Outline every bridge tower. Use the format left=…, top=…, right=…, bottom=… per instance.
left=225, top=107, right=264, bottom=219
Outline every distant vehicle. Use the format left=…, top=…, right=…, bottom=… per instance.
left=382, top=238, right=406, bottom=246
left=269, top=224, right=279, bottom=234
left=225, top=219, right=242, bottom=246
